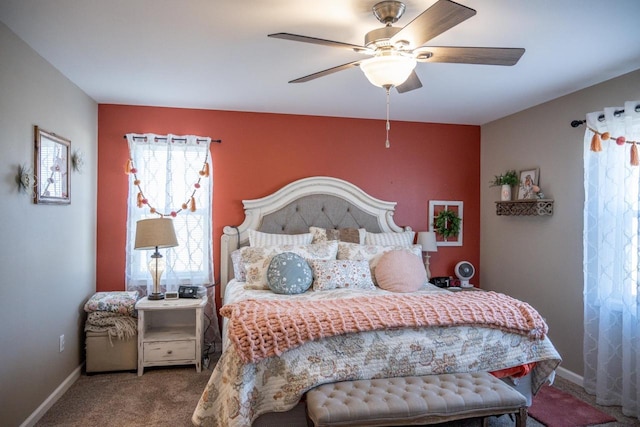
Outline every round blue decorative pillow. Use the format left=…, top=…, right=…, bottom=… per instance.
left=267, top=252, right=313, bottom=295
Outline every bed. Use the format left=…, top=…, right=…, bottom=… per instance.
left=192, top=176, right=561, bottom=427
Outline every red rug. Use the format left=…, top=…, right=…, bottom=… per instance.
left=528, top=385, right=616, bottom=427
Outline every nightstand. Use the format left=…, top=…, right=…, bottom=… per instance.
left=135, top=296, right=207, bottom=376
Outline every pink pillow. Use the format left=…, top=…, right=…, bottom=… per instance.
left=375, top=250, right=426, bottom=292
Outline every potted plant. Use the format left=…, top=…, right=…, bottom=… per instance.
left=490, top=169, right=519, bottom=201
left=433, top=209, right=461, bottom=241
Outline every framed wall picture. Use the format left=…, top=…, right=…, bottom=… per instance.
left=34, top=126, right=71, bottom=204
left=517, top=168, right=539, bottom=200
left=428, top=200, right=463, bottom=247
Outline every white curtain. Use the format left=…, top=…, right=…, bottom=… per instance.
left=583, top=101, right=640, bottom=418
left=125, top=133, right=220, bottom=349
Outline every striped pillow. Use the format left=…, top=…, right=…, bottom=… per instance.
left=364, top=230, right=415, bottom=247
left=249, top=229, right=313, bottom=247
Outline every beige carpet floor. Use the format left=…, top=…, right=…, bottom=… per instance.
left=36, top=366, right=213, bottom=427
left=36, top=363, right=640, bottom=427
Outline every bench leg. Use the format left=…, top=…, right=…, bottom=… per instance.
left=305, top=405, right=315, bottom=427
left=515, top=407, right=527, bottom=427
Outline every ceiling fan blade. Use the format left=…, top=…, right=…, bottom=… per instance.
left=423, top=46, right=525, bottom=65
left=391, top=0, right=476, bottom=48
left=269, top=33, right=367, bottom=52
left=395, top=71, right=422, bottom=93
left=289, top=60, right=363, bottom=83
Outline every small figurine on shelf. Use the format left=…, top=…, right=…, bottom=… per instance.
left=532, top=184, right=545, bottom=199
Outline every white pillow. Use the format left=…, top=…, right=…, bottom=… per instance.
left=364, top=230, right=415, bottom=247
left=248, top=229, right=313, bottom=247
left=242, top=241, right=338, bottom=290
left=337, top=242, right=422, bottom=285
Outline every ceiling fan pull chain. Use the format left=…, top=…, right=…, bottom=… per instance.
left=385, top=87, right=391, bottom=148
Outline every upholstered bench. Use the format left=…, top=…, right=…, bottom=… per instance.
left=306, top=372, right=527, bottom=427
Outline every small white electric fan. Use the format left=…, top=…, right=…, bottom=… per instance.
left=454, top=261, right=475, bottom=288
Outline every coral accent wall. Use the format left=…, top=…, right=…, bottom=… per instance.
left=97, top=105, right=480, bottom=305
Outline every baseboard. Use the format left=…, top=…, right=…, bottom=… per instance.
left=555, top=365, right=584, bottom=387
left=20, top=363, right=83, bottom=427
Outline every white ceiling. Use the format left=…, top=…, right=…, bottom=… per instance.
left=1, top=0, right=639, bottom=125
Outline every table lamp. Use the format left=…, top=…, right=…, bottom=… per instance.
left=416, top=231, right=438, bottom=280
left=134, top=217, right=178, bottom=300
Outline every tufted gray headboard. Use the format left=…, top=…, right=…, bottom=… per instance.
left=219, top=176, right=410, bottom=300
left=257, top=194, right=383, bottom=234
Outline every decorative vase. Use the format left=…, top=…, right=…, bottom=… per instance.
left=500, top=184, right=512, bottom=201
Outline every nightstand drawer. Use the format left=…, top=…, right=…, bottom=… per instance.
left=143, top=340, right=195, bottom=362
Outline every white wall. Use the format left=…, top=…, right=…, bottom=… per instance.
left=481, top=68, right=640, bottom=377
left=0, top=22, right=97, bottom=426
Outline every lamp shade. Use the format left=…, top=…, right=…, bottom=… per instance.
left=360, top=54, right=417, bottom=88
left=134, top=218, right=178, bottom=250
left=416, top=231, right=438, bottom=252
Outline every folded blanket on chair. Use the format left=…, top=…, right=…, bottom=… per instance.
left=85, top=311, right=137, bottom=341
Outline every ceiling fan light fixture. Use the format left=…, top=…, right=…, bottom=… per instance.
left=360, top=54, right=416, bottom=88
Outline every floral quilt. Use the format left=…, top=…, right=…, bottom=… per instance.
left=83, top=291, right=139, bottom=316
left=192, top=282, right=562, bottom=427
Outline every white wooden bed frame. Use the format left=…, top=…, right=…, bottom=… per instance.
left=219, top=176, right=410, bottom=301
left=212, top=176, right=547, bottom=426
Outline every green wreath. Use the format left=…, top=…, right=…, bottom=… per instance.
left=433, top=209, right=461, bottom=239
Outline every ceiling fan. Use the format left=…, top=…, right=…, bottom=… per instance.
left=268, top=0, right=525, bottom=93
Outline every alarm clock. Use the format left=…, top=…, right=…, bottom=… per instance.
left=429, top=276, right=450, bottom=288
left=165, top=291, right=179, bottom=300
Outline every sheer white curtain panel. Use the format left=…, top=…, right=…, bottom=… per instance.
left=125, top=133, right=214, bottom=293
left=583, top=101, right=640, bottom=418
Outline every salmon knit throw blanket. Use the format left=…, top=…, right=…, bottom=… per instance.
left=221, top=291, right=548, bottom=364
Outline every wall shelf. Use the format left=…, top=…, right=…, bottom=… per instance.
left=496, top=199, right=554, bottom=216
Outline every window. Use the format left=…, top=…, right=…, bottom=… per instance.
left=125, top=134, right=213, bottom=293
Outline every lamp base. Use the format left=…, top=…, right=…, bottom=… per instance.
left=148, top=292, right=165, bottom=300
left=424, top=253, right=432, bottom=281
left=148, top=250, right=165, bottom=301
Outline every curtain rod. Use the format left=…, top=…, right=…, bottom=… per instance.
left=123, top=135, right=221, bottom=143
left=570, top=104, right=640, bottom=128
